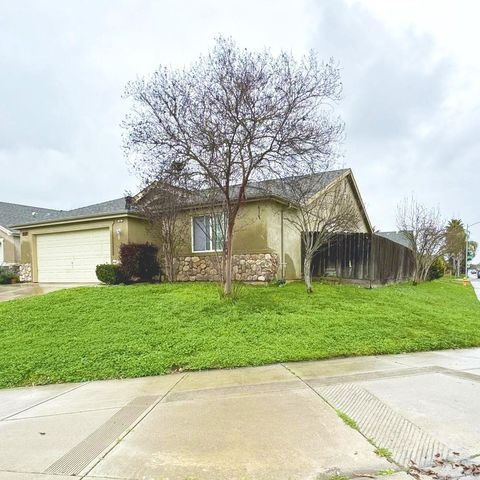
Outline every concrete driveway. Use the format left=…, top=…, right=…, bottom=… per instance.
left=2, top=348, right=480, bottom=480
left=0, top=283, right=90, bottom=302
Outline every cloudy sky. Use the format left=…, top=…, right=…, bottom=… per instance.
left=1, top=0, right=479, bottom=257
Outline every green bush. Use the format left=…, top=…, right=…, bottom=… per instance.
left=119, top=243, right=160, bottom=282
left=95, top=264, right=125, bottom=285
left=0, top=267, right=18, bottom=285
left=428, top=256, right=447, bottom=280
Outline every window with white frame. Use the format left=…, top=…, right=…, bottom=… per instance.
left=192, top=214, right=225, bottom=252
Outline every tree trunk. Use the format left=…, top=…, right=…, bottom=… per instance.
left=303, top=255, right=313, bottom=294
left=223, top=222, right=234, bottom=297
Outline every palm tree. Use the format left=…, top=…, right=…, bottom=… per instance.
left=445, top=219, right=466, bottom=276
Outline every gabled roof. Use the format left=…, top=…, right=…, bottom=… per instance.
left=139, top=169, right=350, bottom=206
left=0, top=202, right=59, bottom=233
left=137, top=168, right=371, bottom=231
left=11, top=197, right=136, bottom=229
left=240, top=169, right=349, bottom=202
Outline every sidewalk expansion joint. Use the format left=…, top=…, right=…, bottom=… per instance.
left=44, top=373, right=188, bottom=477
left=280, top=363, right=452, bottom=469
left=0, top=382, right=90, bottom=422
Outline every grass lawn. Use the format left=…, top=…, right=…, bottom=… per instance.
left=0, top=278, right=479, bottom=389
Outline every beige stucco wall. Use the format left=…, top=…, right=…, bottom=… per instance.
left=344, top=176, right=371, bottom=233
left=170, top=202, right=271, bottom=257
left=0, top=230, right=20, bottom=264
left=260, top=201, right=302, bottom=280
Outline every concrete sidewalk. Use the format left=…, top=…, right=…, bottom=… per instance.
left=2, top=348, right=480, bottom=480
left=471, top=277, right=480, bottom=300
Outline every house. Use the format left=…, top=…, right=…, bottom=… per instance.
left=0, top=202, right=59, bottom=272
left=11, top=168, right=372, bottom=283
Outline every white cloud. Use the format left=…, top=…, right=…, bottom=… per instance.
left=0, top=0, right=478, bottom=258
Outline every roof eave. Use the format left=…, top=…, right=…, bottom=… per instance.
left=12, top=211, right=143, bottom=229
left=0, top=224, right=17, bottom=236
left=178, top=194, right=292, bottom=212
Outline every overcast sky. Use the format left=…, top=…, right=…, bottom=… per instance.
left=1, top=0, right=479, bottom=257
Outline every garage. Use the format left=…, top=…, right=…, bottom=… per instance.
left=36, top=228, right=111, bottom=283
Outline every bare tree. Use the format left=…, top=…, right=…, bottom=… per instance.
left=280, top=173, right=360, bottom=293
left=396, top=197, right=446, bottom=284
left=122, top=37, right=343, bottom=296
left=133, top=178, right=190, bottom=282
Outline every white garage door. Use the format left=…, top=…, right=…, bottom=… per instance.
left=37, top=229, right=111, bottom=283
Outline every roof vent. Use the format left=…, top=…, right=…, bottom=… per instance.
left=32, top=211, right=37, bottom=216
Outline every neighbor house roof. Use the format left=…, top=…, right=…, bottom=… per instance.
left=0, top=202, right=60, bottom=234
left=377, top=231, right=411, bottom=249
left=11, top=197, right=136, bottom=229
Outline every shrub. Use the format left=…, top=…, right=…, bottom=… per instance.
left=119, top=243, right=160, bottom=282
left=96, top=264, right=125, bottom=285
left=0, top=267, right=18, bottom=285
left=428, top=256, right=447, bottom=280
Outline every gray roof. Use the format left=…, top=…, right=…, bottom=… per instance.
left=9, top=197, right=134, bottom=228
left=377, top=231, right=411, bottom=249
left=243, top=169, right=349, bottom=202
left=0, top=202, right=60, bottom=232
left=177, top=169, right=350, bottom=207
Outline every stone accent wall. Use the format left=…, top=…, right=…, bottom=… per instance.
left=19, top=263, right=32, bottom=282
left=176, top=253, right=278, bottom=282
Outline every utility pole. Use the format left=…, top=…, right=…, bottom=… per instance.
left=465, top=221, right=480, bottom=276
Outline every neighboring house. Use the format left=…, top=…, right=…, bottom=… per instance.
left=12, top=168, right=372, bottom=283
left=377, top=231, right=411, bottom=249
left=0, top=202, right=59, bottom=269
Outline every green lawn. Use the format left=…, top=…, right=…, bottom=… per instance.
left=0, top=278, right=479, bottom=389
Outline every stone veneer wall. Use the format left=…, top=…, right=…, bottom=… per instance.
left=176, top=253, right=278, bottom=282
left=19, top=263, right=32, bottom=282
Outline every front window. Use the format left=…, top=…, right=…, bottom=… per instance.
left=192, top=215, right=224, bottom=252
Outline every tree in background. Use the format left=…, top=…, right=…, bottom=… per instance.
left=123, top=37, right=343, bottom=296
left=445, top=219, right=466, bottom=276
left=428, top=256, right=447, bottom=280
left=396, top=197, right=446, bottom=284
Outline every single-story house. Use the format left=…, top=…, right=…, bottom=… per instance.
left=10, top=168, right=372, bottom=283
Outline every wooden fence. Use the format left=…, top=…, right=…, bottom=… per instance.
left=307, top=233, right=414, bottom=284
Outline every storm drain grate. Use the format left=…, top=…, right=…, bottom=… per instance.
left=45, top=395, right=159, bottom=476
left=317, top=383, right=451, bottom=468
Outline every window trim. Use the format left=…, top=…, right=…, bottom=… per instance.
left=191, top=214, right=224, bottom=253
